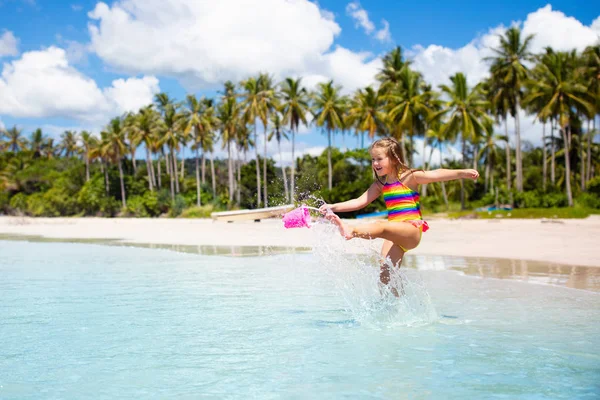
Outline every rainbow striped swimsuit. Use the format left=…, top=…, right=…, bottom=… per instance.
left=382, top=181, right=427, bottom=229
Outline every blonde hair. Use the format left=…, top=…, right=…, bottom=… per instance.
left=369, top=137, right=413, bottom=184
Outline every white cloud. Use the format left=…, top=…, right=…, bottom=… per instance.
left=104, top=76, right=160, bottom=114
left=0, top=31, right=19, bottom=57
left=0, top=46, right=160, bottom=121
left=72, top=4, right=83, bottom=11
left=0, top=118, right=5, bottom=131
left=86, top=0, right=382, bottom=92
left=522, top=5, right=600, bottom=52
left=304, top=46, right=381, bottom=92
left=345, top=2, right=391, bottom=43
left=410, top=5, right=600, bottom=90
left=375, top=20, right=392, bottom=43
left=88, top=0, right=341, bottom=84
left=346, top=1, right=375, bottom=34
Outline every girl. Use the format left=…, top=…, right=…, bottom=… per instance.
left=319, top=137, right=478, bottom=291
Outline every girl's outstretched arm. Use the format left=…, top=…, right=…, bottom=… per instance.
left=319, top=181, right=382, bottom=213
left=413, top=168, right=479, bottom=184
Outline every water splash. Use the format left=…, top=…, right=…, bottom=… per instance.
left=309, top=217, right=438, bottom=328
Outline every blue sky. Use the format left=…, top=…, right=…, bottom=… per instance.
left=0, top=0, right=598, bottom=164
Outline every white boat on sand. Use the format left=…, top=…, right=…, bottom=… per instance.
left=210, top=204, right=295, bottom=222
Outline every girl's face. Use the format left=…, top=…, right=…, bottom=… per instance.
left=371, top=147, right=396, bottom=177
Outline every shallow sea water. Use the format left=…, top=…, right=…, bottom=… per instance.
left=1, top=239, right=599, bottom=399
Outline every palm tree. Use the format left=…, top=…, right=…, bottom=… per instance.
left=3, top=126, right=27, bottom=153
left=240, top=77, right=265, bottom=207
left=234, top=123, right=252, bottom=204
left=386, top=68, right=433, bottom=166
left=60, top=130, right=79, bottom=158
left=80, top=131, right=96, bottom=182
left=185, top=95, right=219, bottom=207
left=268, top=111, right=290, bottom=202
left=102, top=117, right=129, bottom=209
left=478, top=121, right=506, bottom=194
left=582, top=44, right=599, bottom=183
left=132, top=106, right=161, bottom=191
left=160, top=104, right=184, bottom=202
left=123, top=113, right=140, bottom=174
left=257, top=73, right=277, bottom=207
left=524, top=49, right=595, bottom=206
left=280, top=77, right=310, bottom=202
left=434, top=72, right=491, bottom=209
left=29, top=128, right=45, bottom=158
left=218, top=96, right=240, bottom=206
left=486, top=27, right=535, bottom=192
left=376, top=46, right=410, bottom=93
left=426, top=119, right=455, bottom=209
left=313, top=80, right=346, bottom=191
left=347, top=86, right=386, bottom=147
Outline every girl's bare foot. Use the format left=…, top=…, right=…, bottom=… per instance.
left=325, top=213, right=354, bottom=240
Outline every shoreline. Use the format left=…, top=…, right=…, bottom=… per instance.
left=1, top=216, right=599, bottom=267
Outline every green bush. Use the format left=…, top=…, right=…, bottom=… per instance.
left=586, top=176, right=600, bottom=196
left=179, top=205, right=215, bottom=218
left=77, top=176, right=120, bottom=216
left=9, top=192, right=28, bottom=212
left=0, top=190, right=9, bottom=213
left=169, top=195, right=188, bottom=217
left=126, top=191, right=161, bottom=217
left=126, top=196, right=150, bottom=217
left=576, top=192, right=600, bottom=209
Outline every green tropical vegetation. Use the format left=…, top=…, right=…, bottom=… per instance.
left=1, top=31, right=599, bottom=218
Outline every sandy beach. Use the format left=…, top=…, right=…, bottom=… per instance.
left=1, top=215, right=599, bottom=267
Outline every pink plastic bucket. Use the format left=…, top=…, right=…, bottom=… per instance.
left=282, top=205, right=311, bottom=229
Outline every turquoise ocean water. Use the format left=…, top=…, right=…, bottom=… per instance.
left=1, top=240, right=599, bottom=399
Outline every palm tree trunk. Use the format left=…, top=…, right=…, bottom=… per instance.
left=169, top=148, right=175, bottom=203
left=210, top=151, right=216, bottom=198
left=165, top=151, right=171, bottom=176
left=228, top=142, right=234, bottom=205
left=131, top=150, right=137, bottom=174
left=460, top=135, right=466, bottom=210
left=157, top=155, right=162, bottom=189
left=180, top=148, right=185, bottom=181
left=485, top=150, right=490, bottom=193
left=279, top=141, right=289, bottom=202
left=196, top=148, right=201, bottom=207
left=421, top=137, right=429, bottom=197
left=542, top=122, right=547, bottom=191
left=291, top=129, right=296, bottom=202
left=171, top=147, right=180, bottom=194
left=587, top=118, right=594, bottom=183
left=439, top=142, right=449, bottom=210
left=562, top=125, right=573, bottom=207
left=118, top=157, right=126, bottom=209
left=551, top=119, right=556, bottom=185
left=505, top=119, right=513, bottom=206
left=580, top=123, right=586, bottom=191
left=85, top=153, right=90, bottom=182
left=327, top=129, right=332, bottom=191
left=254, top=124, right=261, bottom=207
left=515, top=102, right=523, bottom=192
left=103, top=160, right=110, bottom=195
left=237, top=147, right=242, bottom=205
left=263, top=127, right=268, bottom=208
left=201, top=153, right=206, bottom=185
left=146, top=147, right=154, bottom=191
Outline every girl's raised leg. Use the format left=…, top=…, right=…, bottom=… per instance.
left=326, top=213, right=421, bottom=251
